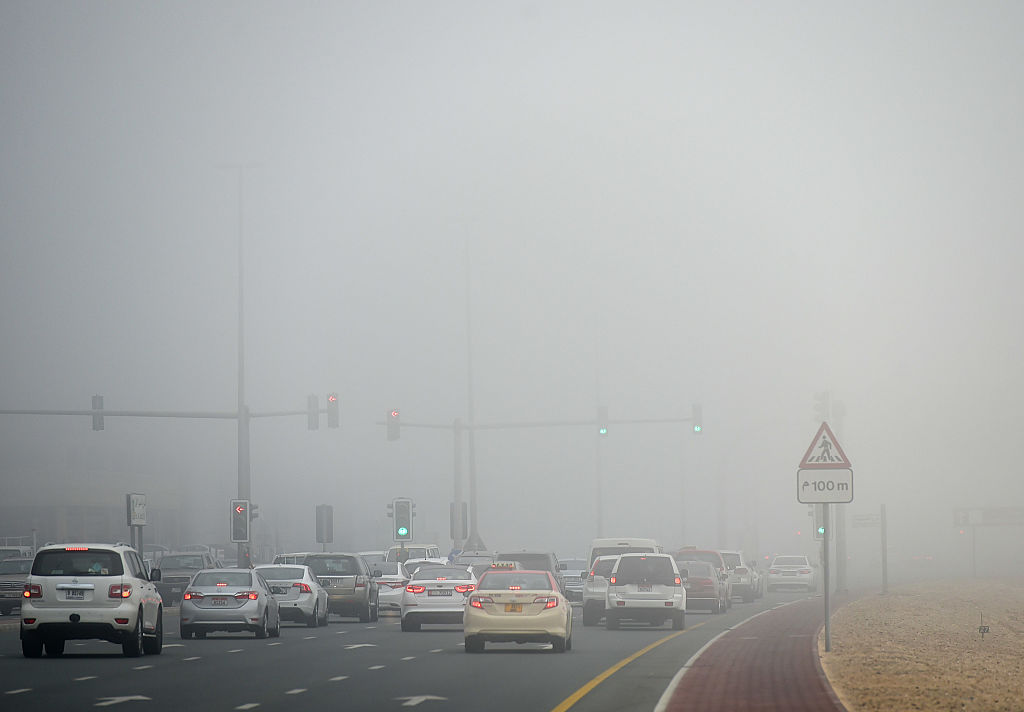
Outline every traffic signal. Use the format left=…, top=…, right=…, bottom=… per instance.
left=230, top=499, right=250, bottom=543
left=307, top=394, right=319, bottom=430
left=249, top=503, right=260, bottom=521
left=387, top=409, right=400, bottom=440
left=597, top=405, right=608, bottom=436
left=691, top=403, right=702, bottom=433
left=316, top=504, right=334, bottom=544
left=813, top=504, right=825, bottom=540
left=393, top=498, right=413, bottom=541
left=326, top=392, right=339, bottom=428
left=813, top=391, right=831, bottom=423
left=92, top=394, right=104, bottom=431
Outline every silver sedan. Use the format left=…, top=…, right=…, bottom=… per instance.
left=179, top=568, right=281, bottom=639
left=255, top=564, right=328, bottom=627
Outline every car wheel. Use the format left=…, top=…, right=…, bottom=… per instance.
left=255, top=612, right=269, bottom=639
left=122, top=612, right=144, bottom=657
left=605, top=613, right=619, bottom=630
left=551, top=636, right=567, bottom=653
left=44, top=637, right=66, bottom=657
left=270, top=610, right=281, bottom=638
left=319, top=600, right=329, bottom=626
left=358, top=598, right=371, bottom=623
left=180, top=625, right=192, bottom=640
left=142, top=609, right=163, bottom=655
left=400, top=617, right=420, bottom=632
left=370, top=597, right=379, bottom=622
left=711, top=598, right=721, bottom=614
left=565, top=631, right=573, bottom=651
left=582, top=602, right=600, bottom=627
left=672, top=610, right=685, bottom=630
left=464, top=635, right=484, bottom=653
left=21, top=632, right=43, bottom=658
left=308, top=602, right=320, bottom=628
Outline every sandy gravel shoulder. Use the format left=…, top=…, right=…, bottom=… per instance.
left=818, top=578, right=1024, bottom=711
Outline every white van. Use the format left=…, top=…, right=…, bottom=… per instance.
left=586, top=538, right=661, bottom=568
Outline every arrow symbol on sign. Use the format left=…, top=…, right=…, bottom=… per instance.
left=344, top=643, right=377, bottom=650
left=94, top=696, right=152, bottom=707
left=396, top=696, right=448, bottom=707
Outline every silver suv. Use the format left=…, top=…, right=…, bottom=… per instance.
left=605, top=553, right=686, bottom=630
left=20, top=543, right=164, bottom=658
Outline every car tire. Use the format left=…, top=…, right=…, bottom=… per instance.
left=45, top=637, right=66, bottom=657
left=464, top=635, right=484, bottom=653
left=319, top=602, right=329, bottom=626
left=565, top=631, right=573, bottom=651
left=180, top=625, right=192, bottom=640
left=122, top=612, right=144, bottom=657
left=142, top=609, right=163, bottom=655
left=582, top=602, right=600, bottom=626
left=358, top=599, right=371, bottom=623
left=672, top=610, right=685, bottom=630
left=400, top=617, right=420, bottom=632
left=308, top=602, right=320, bottom=628
left=270, top=611, right=281, bottom=638
left=255, top=612, right=269, bottom=639
left=605, top=613, right=619, bottom=630
left=21, top=632, right=43, bottom=658
left=551, top=636, right=567, bottom=653
left=711, top=598, right=721, bottom=614
left=370, top=596, right=379, bottom=622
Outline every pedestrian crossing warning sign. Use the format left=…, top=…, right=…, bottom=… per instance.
left=799, top=422, right=852, bottom=469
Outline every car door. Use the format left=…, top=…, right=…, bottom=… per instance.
left=126, top=551, right=158, bottom=631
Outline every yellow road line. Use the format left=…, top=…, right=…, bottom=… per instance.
left=550, top=619, right=710, bottom=712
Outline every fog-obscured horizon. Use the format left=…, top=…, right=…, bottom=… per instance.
left=2, top=2, right=1021, bottom=582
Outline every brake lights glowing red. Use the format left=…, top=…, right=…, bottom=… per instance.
left=406, top=584, right=426, bottom=594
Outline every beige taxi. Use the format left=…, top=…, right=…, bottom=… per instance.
left=463, top=569, right=572, bottom=653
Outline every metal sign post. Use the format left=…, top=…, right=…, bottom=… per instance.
left=822, top=503, right=831, bottom=652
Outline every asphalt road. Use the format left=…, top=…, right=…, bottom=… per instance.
left=0, top=591, right=814, bottom=711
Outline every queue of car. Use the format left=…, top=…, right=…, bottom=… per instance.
left=14, top=538, right=816, bottom=658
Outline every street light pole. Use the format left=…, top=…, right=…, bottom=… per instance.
left=234, top=167, right=251, bottom=567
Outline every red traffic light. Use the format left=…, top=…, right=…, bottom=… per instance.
left=235, top=505, right=246, bottom=514
left=390, top=409, right=399, bottom=418
left=328, top=394, right=338, bottom=403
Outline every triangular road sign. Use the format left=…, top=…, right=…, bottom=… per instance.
left=799, top=422, right=852, bottom=469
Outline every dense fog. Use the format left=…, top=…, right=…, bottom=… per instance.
left=2, top=2, right=1022, bottom=583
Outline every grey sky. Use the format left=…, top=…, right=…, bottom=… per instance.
left=2, top=2, right=1021, bottom=572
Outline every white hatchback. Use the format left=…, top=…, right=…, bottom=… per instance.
left=605, top=553, right=686, bottom=630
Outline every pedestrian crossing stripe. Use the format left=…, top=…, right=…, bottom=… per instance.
left=798, top=422, right=851, bottom=469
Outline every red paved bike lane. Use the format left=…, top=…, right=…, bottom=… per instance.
left=657, top=597, right=846, bottom=711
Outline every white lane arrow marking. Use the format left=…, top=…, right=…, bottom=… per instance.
left=94, top=696, right=152, bottom=707
left=344, top=643, right=377, bottom=650
left=396, top=696, right=448, bottom=707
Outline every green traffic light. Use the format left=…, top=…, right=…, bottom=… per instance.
left=817, top=526, right=825, bottom=535
left=693, top=424, right=702, bottom=433
left=397, top=526, right=409, bottom=537
left=598, top=427, right=608, bottom=435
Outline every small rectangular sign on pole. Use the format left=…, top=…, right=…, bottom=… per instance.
left=126, top=493, right=147, bottom=527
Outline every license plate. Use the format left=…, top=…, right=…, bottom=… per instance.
left=639, top=584, right=652, bottom=592
left=427, top=589, right=452, bottom=596
left=212, top=597, right=229, bottom=606
left=504, top=603, right=522, bottom=613
left=66, top=590, right=85, bottom=600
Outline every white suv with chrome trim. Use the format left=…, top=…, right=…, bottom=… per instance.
left=20, top=543, right=164, bottom=658
left=604, top=553, right=685, bottom=630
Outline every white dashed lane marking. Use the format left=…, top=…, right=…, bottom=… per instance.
left=304, top=636, right=316, bottom=640
left=5, top=689, right=31, bottom=695
left=401, top=656, right=415, bottom=661
left=429, top=649, right=443, bottom=653
left=228, top=649, right=243, bottom=653
left=368, top=665, right=386, bottom=670
left=183, top=656, right=201, bottom=661
left=133, top=665, right=152, bottom=670
left=329, top=676, right=349, bottom=682
left=75, top=676, right=97, bottom=681
left=235, top=704, right=260, bottom=710
left=284, top=689, right=306, bottom=695
left=267, top=642, right=282, bottom=646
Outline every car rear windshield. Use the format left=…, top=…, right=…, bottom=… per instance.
left=159, top=555, right=207, bottom=569
left=614, top=556, right=676, bottom=584
left=720, top=552, right=742, bottom=568
left=676, top=560, right=714, bottom=578
left=0, top=559, right=31, bottom=574
left=412, top=567, right=470, bottom=581
left=592, top=558, right=618, bottom=577
left=590, top=545, right=655, bottom=564
left=193, top=571, right=252, bottom=587
left=386, top=547, right=430, bottom=561
left=306, top=556, right=359, bottom=575
left=773, top=557, right=808, bottom=567
left=375, top=562, right=403, bottom=575
left=675, top=551, right=722, bottom=567
left=495, top=554, right=553, bottom=571
left=257, top=567, right=305, bottom=580
left=478, top=572, right=552, bottom=591
left=32, top=550, right=124, bottom=577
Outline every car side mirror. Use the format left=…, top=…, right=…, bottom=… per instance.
left=150, top=568, right=161, bottom=582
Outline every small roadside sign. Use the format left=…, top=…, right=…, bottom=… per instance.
left=852, top=513, right=880, bottom=528
left=799, top=422, right=852, bottom=469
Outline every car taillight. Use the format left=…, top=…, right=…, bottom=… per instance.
left=293, top=582, right=313, bottom=594
left=469, top=596, right=492, bottom=609
left=406, top=585, right=426, bottom=594
left=235, top=591, right=259, bottom=600
left=608, top=576, right=617, bottom=585
left=64, top=547, right=89, bottom=551
left=674, top=576, right=682, bottom=585
left=769, top=569, right=778, bottom=574
left=23, top=584, right=41, bottom=599
left=108, top=584, right=132, bottom=599
left=799, top=569, right=811, bottom=574
left=588, top=570, right=595, bottom=581
left=435, top=577, right=447, bottom=581
left=534, top=596, right=559, bottom=609
left=454, top=584, right=475, bottom=594
left=183, top=590, right=203, bottom=600
left=509, top=585, right=521, bottom=590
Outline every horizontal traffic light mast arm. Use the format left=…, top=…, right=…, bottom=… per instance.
left=0, top=408, right=239, bottom=419
left=374, top=417, right=696, bottom=431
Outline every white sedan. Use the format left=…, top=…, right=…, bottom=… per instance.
left=400, top=565, right=476, bottom=631
left=255, top=564, right=329, bottom=627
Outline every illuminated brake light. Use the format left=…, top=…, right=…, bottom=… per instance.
left=769, top=569, right=778, bottom=574
left=799, top=569, right=811, bottom=574
left=183, top=590, right=203, bottom=600
left=64, top=547, right=89, bottom=551
left=234, top=591, right=259, bottom=600
left=608, top=576, right=617, bottom=585
left=406, top=585, right=426, bottom=594
left=533, top=596, right=558, bottom=609
left=216, top=582, right=228, bottom=587
left=508, top=585, right=521, bottom=591
left=469, top=595, right=492, bottom=609
left=292, top=582, right=313, bottom=594
left=108, top=584, right=132, bottom=599
left=24, top=584, right=41, bottom=599
left=435, top=577, right=447, bottom=581
left=674, top=576, right=682, bottom=585
left=454, top=584, right=475, bottom=594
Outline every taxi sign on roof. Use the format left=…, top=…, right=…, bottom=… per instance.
left=799, top=422, right=852, bottom=470
left=490, top=561, right=519, bottom=569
